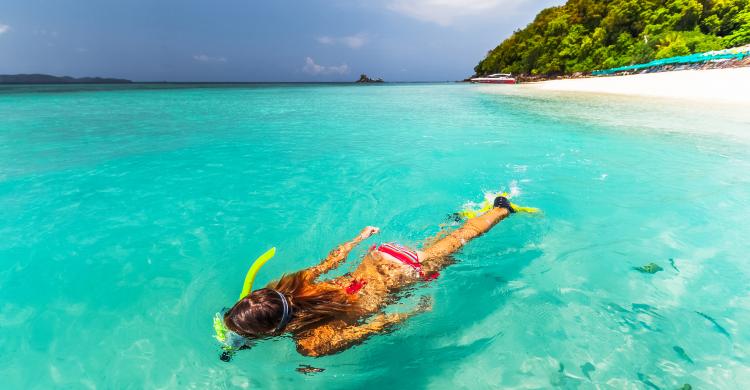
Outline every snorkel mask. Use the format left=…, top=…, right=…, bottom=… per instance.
left=214, top=247, right=277, bottom=360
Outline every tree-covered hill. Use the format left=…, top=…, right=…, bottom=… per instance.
left=475, top=0, right=750, bottom=76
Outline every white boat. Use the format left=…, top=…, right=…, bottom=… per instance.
left=470, top=73, right=516, bottom=84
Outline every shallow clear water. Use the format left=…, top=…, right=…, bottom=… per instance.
left=1, top=83, right=749, bottom=389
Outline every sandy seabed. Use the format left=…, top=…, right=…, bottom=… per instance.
left=525, top=67, right=750, bottom=104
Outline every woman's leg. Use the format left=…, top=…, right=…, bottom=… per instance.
left=421, top=206, right=511, bottom=272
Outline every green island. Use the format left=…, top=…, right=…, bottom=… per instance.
left=475, top=0, right=750, bottom=77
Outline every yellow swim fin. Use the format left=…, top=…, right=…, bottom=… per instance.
left=458, top=191, right=540, bottom=220
left=498, top=191, right=540, bottom=214
left=510, top=203, right=540, bottom=213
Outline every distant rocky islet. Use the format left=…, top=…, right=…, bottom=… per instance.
left=355, top=74, right=383, bottom=83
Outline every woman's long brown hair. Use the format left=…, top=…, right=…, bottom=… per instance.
left=224, top=270, right=356, bottom=337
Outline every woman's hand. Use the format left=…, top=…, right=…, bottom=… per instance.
left=358, top=226, right=380, bottom=240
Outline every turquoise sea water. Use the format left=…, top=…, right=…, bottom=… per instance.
left=1, top=83, right=749, bottom=389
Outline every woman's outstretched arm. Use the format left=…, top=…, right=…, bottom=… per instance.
left=295, top=297, right=431, bottom=357
left=423, top=196, right=513, bottom=260
left=308, top=226, right=380, bottom=279
left=295, top=313, right=408, bottom=357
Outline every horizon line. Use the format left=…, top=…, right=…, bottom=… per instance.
left=0, top=80, right=464, bottom=85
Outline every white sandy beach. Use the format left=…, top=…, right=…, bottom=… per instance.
left=526, top=66, right=750, bottom=104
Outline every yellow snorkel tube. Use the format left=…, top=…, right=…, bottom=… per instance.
left=214, top=247, right=277, bottom=355
left=239, top=247, right=276, bottom=300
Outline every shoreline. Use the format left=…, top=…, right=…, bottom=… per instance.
left=521, top=66, right=750, bottom=104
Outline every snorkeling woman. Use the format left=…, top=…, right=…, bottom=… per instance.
left=220, top=195, right=517, bottom=358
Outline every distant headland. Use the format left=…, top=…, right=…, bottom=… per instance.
left=0, top=74, right=132, bottom=84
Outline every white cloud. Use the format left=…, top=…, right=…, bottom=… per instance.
left=386, top=0, right=515, bottom=26
left=0, top=24, right=11, bottom=35
left=193, top=54, right=227, bottom=63
left=303, top=57, right=350, bottom=75
left=316, top=33, right=369, bottom=49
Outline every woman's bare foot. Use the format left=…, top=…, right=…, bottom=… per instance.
left=359, top=226, right=380, bottom=240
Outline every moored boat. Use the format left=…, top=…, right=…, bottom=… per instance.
left=470, top=73, right=516, bottom=84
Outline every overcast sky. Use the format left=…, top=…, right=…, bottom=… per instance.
left=0, top=0, right=562, bottom=82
